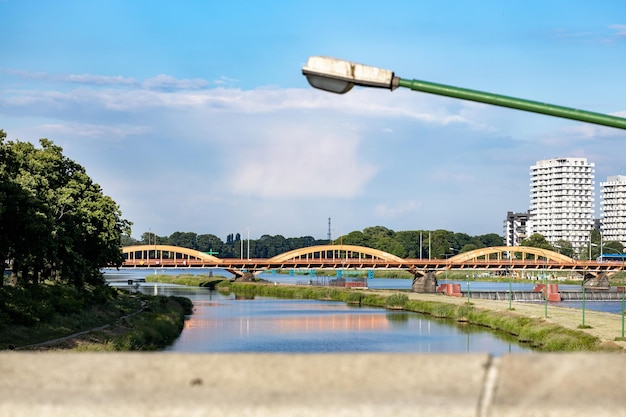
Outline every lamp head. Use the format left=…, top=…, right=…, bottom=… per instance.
left=302, top=56, right=399, bottom=94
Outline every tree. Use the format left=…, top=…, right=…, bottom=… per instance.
left=197, top=234, right=225, bottom=254
left=428, top=230, right=455, bottom=258
left=340, top=231, right=369, bottom=247
left=169, top=232, right=198, bottom=249
left=580, top=229, right=602, bottom=260
left=603, top=241, right=625, bottom=255
left=476, top=233, right=504, bottom=247
left=460, top=243, right=480, bottom=253
left=520, top=234, right=554, bottom=251
left=394, top=231, right=422, bottom=258
left=363, top=226, right=394, bottom=240
left=0, top=134, right=131, bottom=288
left=120, top=234, right=138, bottom=247
left=554, top=239, right=575, bottom=258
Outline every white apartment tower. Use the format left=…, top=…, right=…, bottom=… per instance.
left=528, top=157, right=595, bottom=250
left=503, top=211, right=529, bottom=246
left=600, top=175, right=626, bottom=246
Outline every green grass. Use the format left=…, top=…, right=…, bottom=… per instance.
left=84, top=296, right=188, bottom=351
left=146, top=274, right=227, bottom=289
left=0, top=283, right=191, bottom=351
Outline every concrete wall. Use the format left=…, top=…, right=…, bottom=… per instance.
left=1, top=352, right=624, bottom=416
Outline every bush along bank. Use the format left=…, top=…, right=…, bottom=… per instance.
left=76, top=294, right=193, bottom=351
left=146, top=274, right=228, bottom=289
left=0, top=284, right=193, bottom=351
left=220, top=282, right=621, bottom=352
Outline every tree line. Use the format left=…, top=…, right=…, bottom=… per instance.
left=126, top=227, right=625, bottom=261
left=124, top=226, right=504, bottom=259
left=0, top=130, right=131, bottom=288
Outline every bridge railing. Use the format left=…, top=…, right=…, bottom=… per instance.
left=119, top=257, right=625, bottom=272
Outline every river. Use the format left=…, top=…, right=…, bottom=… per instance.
left=104, top=268, right=538, bottom=355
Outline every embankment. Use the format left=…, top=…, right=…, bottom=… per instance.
left=1, top=284, right=192, bottom=351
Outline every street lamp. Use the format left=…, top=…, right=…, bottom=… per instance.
left=507, top=251, right=513, bottom=310
left=601, top=245, right=626, bottom=339
left=581, top=243, right=600, bottom=327
left=622, top=250, right=625, bottom=340
left=538, top=249, right=549, bottom=318
left=302, top=56, right=626, bottom=130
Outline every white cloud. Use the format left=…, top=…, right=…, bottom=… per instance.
left=16, top=122, right=151, bottom=141
left=375, top=201, right=421, bottom=218
left=609, top=24, right=626, bottom=37
left=142, top=74, right=209, bottom=90
left=6, top=69, right=138, bottom=86
left=5, top=70, right=625, bottom=239
left=229, top=130, right=377, bottom=199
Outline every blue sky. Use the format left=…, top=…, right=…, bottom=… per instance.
left=1, top=1, right=626, bottom=241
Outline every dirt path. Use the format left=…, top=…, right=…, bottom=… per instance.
left=404, top=292, right=626, bottom=349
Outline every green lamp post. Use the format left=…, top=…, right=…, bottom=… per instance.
left=600, top=246, right=626, bottom=339
left=302, top=56, right=626, bottom=130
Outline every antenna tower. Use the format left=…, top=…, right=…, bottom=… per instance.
left=327, top=217, right=332, bottom=243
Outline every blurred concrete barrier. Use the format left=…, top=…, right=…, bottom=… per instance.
left=0, top=352, right=624, bottom=416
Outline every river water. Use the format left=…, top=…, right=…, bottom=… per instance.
left=103, top=268, right=623, bottom=354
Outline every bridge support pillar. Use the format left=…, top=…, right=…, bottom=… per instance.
left=412, top=271, right=437, bottom=293
left=234, top=271, right=256, bottom=282
left=583, top=272, right=610, bottom=290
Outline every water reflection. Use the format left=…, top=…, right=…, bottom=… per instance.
left=153, top=290, right=531, bottom=355
left=104, top=269, right=534, bottom=354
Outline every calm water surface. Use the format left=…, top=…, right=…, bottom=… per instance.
left=104, top=269, right=531, bottom=355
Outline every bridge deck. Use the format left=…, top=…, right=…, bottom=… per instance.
left=120, top=258, right=625, bottom=273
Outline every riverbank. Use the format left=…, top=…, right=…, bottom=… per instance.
left=0, top=285, right=192, bottom=351
left=404, top=291, right=626, bottom=351
left=220, top=281, right=623, bottom=352
left=145, top=274, right=227, bottom=289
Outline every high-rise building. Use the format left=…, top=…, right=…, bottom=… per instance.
left=527, top=157, right=595, bottom=251
left=503, top=211, right=529, bottom=246
left=600, top=175, right=626, bottom=246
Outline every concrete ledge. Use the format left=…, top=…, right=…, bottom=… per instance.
left=0, top=352, right=623, bottom=416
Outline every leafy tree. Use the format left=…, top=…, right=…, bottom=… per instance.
left=169, top=232, right=198, bottom=249
left=197, top=234, right=225, bottom=255
left=476, top=233, right=504, bottom=247
left=579, top=229, right=602, bottom=260
left=120, top=234, right=138, bottom=247
left=340, top=231, right=369, bottom=247
left=460, top=243, right=480, bottom=253
left=0, top=134, right=131, bottom=288
left=520, top=233, right=554, bottom=252
left=394, top=231, right=422, bottom=258
left=428, top=229, right=455, bottom=258
left=376, top=236, right=406, bottom=258
left=554, top=239, right=575, bottom=258
left=590, top=240, right=625, bottom=262
left=363, top=226, right=394, bottom=240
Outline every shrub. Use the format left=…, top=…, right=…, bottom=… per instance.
left=385, top=293, right=408, bottom=309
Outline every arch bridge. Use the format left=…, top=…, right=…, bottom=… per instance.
left=119, top=244, right=621, bottom=276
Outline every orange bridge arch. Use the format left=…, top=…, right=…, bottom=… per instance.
left=448, top=246, right=575, bottom=264
left=268, top=244, right=405, bottom=264
left=122, top=245, right=222, bottom=264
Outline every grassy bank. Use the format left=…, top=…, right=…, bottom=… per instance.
left=219, top=282, right=620, bottom=352
left=146, top=274, right=227, bottom=289
left=70, top=294, right=193, bottom=351
left=0, top=284, right=192, bottom=351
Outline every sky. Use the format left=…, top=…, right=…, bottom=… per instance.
left=1, top=1, right=626, bottom=241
